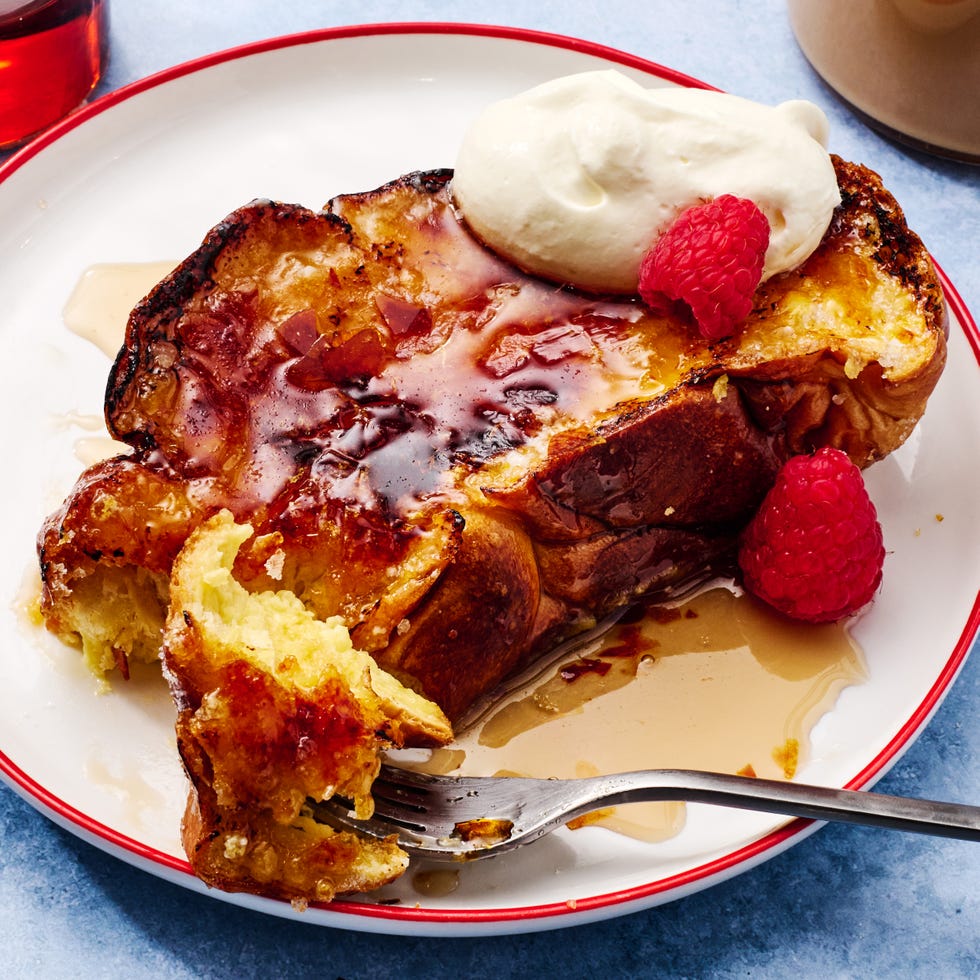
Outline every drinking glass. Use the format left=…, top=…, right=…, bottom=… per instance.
left=0, top=0, right=109, bottom=150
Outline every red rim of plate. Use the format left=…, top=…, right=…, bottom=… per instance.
left=1, top=21, right=978, bottom=929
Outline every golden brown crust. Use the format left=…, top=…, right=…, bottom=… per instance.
left=37, top=457, right=210, bottom=675
left=39, top=160, right=946, bottom=725
left=830, top=156, right=947, bottom=324
left=163, top=511, right=450, bottom=901
left=726, top=156, right=947, bottom=465
left=179, top=784, right=409, bottom=905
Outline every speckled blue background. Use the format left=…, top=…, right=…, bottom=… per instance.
left=2, top=2, right=978, bottom=976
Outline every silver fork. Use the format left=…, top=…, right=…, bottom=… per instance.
left=316, top=765, right=980, bottom=861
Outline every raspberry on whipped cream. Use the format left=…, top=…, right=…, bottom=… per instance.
left=452, top=70, right=841, bottom=295
left=639, top=194, right=771, bottom=341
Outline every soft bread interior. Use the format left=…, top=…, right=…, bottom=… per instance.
left=163, top=510, right=451, bottom=901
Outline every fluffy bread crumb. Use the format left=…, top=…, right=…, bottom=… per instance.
left=164, top=510, right=451, bottom=902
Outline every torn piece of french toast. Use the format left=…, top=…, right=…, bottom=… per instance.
left=38, top=157, right=946, bottom=723
left=164, top=509, right=451, bottom=902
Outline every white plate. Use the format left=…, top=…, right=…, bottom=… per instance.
left=0, top=25, right=977, bottom=937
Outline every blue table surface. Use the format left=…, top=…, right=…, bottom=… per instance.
left=2, top=2, right=978, bottom=977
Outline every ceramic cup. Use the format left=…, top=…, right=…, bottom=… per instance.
left=788, top=0, right=980, bottom=162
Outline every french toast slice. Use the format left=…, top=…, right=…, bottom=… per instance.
left=164, top=510, right=451, bottom=903
left=39, top=157, right=946, bottom=725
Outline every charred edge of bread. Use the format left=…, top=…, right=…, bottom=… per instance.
left=830, top=155, right=947, bottom=335
left=104, top=202, right=354, bottom=448
left=107, top=169, right=457, bottom=432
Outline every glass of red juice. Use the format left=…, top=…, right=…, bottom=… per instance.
left=0, top=0, right=109, bottom=150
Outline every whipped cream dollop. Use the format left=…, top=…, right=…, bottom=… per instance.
left=452, top=71, right=841, bottom=294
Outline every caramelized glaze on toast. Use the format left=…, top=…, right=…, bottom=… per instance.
left=40, top=158, right=945, bottom=719
left=37, top=156, right=946, bottom=902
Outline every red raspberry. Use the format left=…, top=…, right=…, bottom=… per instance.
left=638, top=194, right=770, bottom=342
left=737, top=448, right=885, bottom=623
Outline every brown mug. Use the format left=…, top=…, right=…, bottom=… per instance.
left=788, top=0, right=980, bottom=162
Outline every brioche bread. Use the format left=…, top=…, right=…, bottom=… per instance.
left=37, top=157, right=945, bottom=900
left=39, top=157, right=945, bottom=717
left=164, top=510, right=451, bottom=902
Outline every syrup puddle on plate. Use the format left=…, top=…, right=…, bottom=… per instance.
left=400, top=585, right=867, bottom=844
left=63, top=261, right=177, bottom=358
left=411, top=867, right=461, bottom=898
left=58, top=262, right=175, bottom=463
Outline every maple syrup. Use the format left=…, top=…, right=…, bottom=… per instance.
left=60, top=209, right=702, bottom=522
left=0, top=0, right=109, bottom=150
left=63, top=261, right=176, bottom=357
left=406, top=586, right=866, bottom=843
left=411, top=868, right=460, bottom=898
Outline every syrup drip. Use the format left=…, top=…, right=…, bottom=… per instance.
left=408, top=586, right=866, bottom=843
left=63, top=261, right=178, bottom=357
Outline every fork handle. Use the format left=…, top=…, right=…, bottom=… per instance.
left=585, top=769, right=980, bottom=841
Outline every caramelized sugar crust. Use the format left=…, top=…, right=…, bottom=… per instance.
left=39, top=159, right=946, bottom=720
left=164, top=511, right=451, bottom=902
